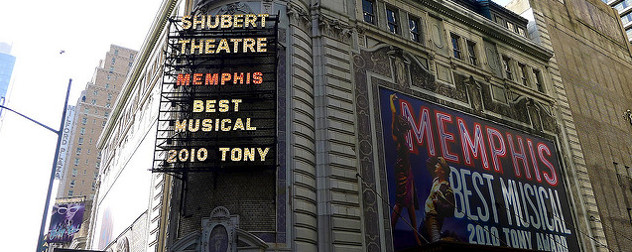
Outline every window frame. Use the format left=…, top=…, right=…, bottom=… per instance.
left=533, top=68, right=544, bottom=92
left=386, top=6, right=400, bottom=35
left=408, top=15, right=421, bottom=43
left=451, top=33, right=462, bottom=59
left=519, top=63, right=529, bottom=86
left=502, top=56, right=513, bottom=81
left=362, top=0, right=376, bottom=25
left=466, top=40, right=477, bottom=65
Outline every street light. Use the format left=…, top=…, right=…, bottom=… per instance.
left=0, top=79, right=72, bottom=252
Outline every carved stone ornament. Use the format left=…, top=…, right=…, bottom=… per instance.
left=217, top=2, right=255, bottom=15
left=287, top=2, right=310, bottom=30
left=201, top=207, right=239, bottom=252
left=318, top=15, right=353, bottom=43
left=624, top=109, right=632, bottom=126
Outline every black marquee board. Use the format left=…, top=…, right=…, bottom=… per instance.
left=153, top=15, right=278, bottom=173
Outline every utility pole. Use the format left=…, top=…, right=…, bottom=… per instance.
left=0, top=79, right=72, bottom=252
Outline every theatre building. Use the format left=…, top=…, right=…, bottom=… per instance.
left=86, top=0, right=609, bottom=251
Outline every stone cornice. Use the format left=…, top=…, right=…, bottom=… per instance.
left=421, top=0, right=553, bottom=61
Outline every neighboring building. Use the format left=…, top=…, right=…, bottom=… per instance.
left=56, top=45, right=137, bottom=199
left=507, top=0, right=632, bottom=251
left=604, top=0, right=632, bottom=42
left=84, top=1, right=616, bottom=252
left=0, top=42, right=16, bottom=116
left=49, top=45, right=136, bottom=251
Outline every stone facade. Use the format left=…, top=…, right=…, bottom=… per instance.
left=87, top=0, right=610, bottom=251
left=506, top=0, right=632, bottom=251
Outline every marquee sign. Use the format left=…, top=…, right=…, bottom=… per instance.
left=153, top=13, right=278, bottom=173
left=380, top=88, right=580, bottom=252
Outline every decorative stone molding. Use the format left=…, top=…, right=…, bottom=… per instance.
left=317, top=15, right=353, bottom=43
left=624, top=109, right=632, bottom=126
left=217, top=2, right=255, bottom=15
left=287, top=2, right=310, bottom=30
left=200, top=207, right=239, bottom=252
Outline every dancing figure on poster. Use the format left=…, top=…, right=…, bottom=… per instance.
left=423, top=156, right=455, bottom=242
left=389, top=94, right=422, bottom=246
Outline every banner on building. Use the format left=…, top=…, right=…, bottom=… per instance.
left=379, top=88, right=580, bottom=251
left=153, top=13, right=278, bottom=173
left=46, top=202, right=85, bottom=243
left=55, top=105, right=75, bottom=179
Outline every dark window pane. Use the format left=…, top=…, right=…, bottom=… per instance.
left=451, top=34, right=461, bottom=59
left=386, top=8, right=398, bottom=34
left=362, top=0, right=375, bottom=24
left=409, top=18, right=420, bottom=42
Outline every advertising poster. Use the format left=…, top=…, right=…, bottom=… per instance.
left=46, top=203, right=85, bottom=243
left=379, top=88, right=579, bottom=251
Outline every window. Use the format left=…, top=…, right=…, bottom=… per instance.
left=93, top=90, right=98, bottom=95
left=105, top=112, right=109, bottom=117
left=74, top=158, right=79, bottom=166
left=87, top=149, right=91, bottom=155
left=519, top=63, right=529, bottom=86
left=517, top=27, right=526, bottom=37
left=109, top=66, right=114, bottom=73
left=78, top=137, right=84, bottom=145
left=107, top=75, right=111, bottom=80
left=466, top=40, right=477, bottom=65
left=533, top=69, right=544, bottom=92
left=106, top=103, right=111, bottom=108
left=91, top=99, right=96, bottom=105
left=70, top=180, right=75, bottom=188
left=84, top=108, right=89, bottom=114
left=72, top=168, right=77, bottom=177
left=507, top=22, right=515, bottom=32
left=451, top=34, right=462, bottom=59
left=102, top=121, right=107, bottom=126
left=130, top=54, right=134, bottom=60
left=114, top=49, right=119, bottom=55
left=502, top=56, right=513, bottom=80
left=68, top=190, right=73, bottom=197
left=107, top=93, right=112, bottom=101
left=80, top=128, right=85, bottom=135
left=82, top=117, right=87, bottom=125
left=106, top=83, right=110, bottom=89
left=76, top=147, right=82, bottom=155
left=622, top=12, right=632, bottom=24
left=84, top=170, right=87, bottom=175
left=362, top=0, right=375, bottom=24
left=409, top=16, right=421, bottom=42
left=494, top=15, right=505, bottom=27
left=386, top=7, right=399, bottom=34
left=615, top=0, right=632, bottom=11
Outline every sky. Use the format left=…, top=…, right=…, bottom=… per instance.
left=0, top=0, right=511, bottom=250
left=0, top=0, right=160, bottom=250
